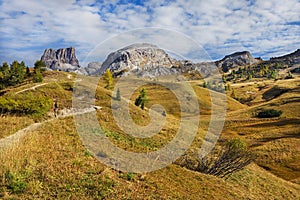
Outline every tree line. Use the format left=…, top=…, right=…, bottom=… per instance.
left=223, top=62, right=292, bottom=82
left=0, top=60, right=46, bottom=89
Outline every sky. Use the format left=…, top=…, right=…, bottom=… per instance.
left=0, top=0, right=299, bottom=67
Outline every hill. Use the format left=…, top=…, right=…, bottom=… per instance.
left=0, top=70, right=299, bottom=199
left=0, top=45, right=299, bottom=199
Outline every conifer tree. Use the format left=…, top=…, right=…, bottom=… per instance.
left=104, top=69, right=113, bottom=89
left=135, top=88, right=148, bottom=110
left=116, top=88, right=121, bottom=101
left=33, top=60, right=45, bottom=83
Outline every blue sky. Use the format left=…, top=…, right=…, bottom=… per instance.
left=0, top=0, right=299, bottom=67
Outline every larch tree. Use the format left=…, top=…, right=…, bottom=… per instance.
left=104, top=69, right=113, bottom=89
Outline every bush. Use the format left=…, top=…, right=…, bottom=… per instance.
left=0, top=93, right=52, bottom=117
left=60, top=82, right=74, bottom=91
left=257, top=109, right=282, bottom=118
left=5, top=171, right=27, bottom=194
left=119, top=172, right=135, bottom=181
left=178, top=139, right=255, bottom=178
left=32, top=70, right=43, bottom=83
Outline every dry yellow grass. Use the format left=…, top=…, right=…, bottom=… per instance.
left=1, top=116, right=299, bottom=199
left=221, top=76, right=300, bottom=182
left=0, top=71, right=299, bottom=199
left=0, top=116, right=34, bottom=139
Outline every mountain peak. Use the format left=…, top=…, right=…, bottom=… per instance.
left=100, top=43, right=177, bottom=76
left=216, top=51, right=260, bottom=72
left=41, top=47, right=80, bottom=71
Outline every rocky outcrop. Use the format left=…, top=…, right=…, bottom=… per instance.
left=136, top=66, right=179, bottom=78
left=99, top=43, right=178, bottom=76
left=181, top=60, right=216, bottom=78
left=216, top=51, right=260, bottom=72
left=41, top=47, right=80, bottom=72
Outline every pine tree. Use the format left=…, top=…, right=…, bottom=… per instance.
left=34, top=60, right=46, bottom=72
left=32, top=60, right=45, bottom=83
left=135, top=96, right=142, bottom=107
left=135, top=88, right=148, bottom=110
left=104, top=69, right=113, bottom=89
left=9, top=60, right=26, bottom=86
left=116, top=88, right=121, bottom=101
left=26, top=67, right=31, bottom=77
left=33, top=69, right=43, bottom=83
left=1, top=62, right=10, bottom=74
left=0, top=62, right=10, bottom=88
left=270, top=70, right=276, bottom=79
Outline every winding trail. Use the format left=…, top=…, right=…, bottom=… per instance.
left=0, top=107, right=96, bottom=150
left=15, top=83, right=48, bottom=95
left=0, top=73, right=87, bottom=150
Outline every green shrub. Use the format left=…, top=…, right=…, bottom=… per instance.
left=119, top=172, right=135, bottom=181
left=32, top=70, right=43, bottom=83
left=60, top=82, right=74, bottom=91
left=5, top=171, right=27, bottom=194
left=257, top=109, right=282, bottom=118
left=126, top=172, right=134, bottom=181
left=0, top=93, right=52, bottom=117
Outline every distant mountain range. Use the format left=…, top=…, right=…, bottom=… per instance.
left=40, top=44, right=300, bottom=77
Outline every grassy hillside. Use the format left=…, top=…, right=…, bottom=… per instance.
left=1, top=117, right=299, bottom=199
left=0, top=71, right=299, bottom=199
left=223, top=76, right=300, bottom=182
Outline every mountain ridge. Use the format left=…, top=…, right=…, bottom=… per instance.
left=40, top=45, right=300, bottom=77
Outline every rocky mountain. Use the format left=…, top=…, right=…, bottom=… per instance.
left=270, top=49, right=300, bottom=64
left=99, top=43, right=179, bottom=76
left=93, top=45, right=262, bottom=77
left=215, top=51, right=260, bottom=72
left=41, top=47, right=80, bottom=72
left=40, top=45, right=299, bottom=78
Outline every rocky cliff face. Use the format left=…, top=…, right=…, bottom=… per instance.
left=96, top=45, right=263, bottom=77
left=41, top=47, right=80, bottom=71
left=216, top=51, right=260, bottom=72
left=99, top=43, right=178, bottom=76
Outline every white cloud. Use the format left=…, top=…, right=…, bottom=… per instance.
left=0, top=0, right=299, bottom=66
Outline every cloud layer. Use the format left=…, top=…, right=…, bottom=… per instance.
left=0, top=0, right=299, bottom=66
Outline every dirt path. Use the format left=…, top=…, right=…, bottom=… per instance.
left=0, top=107, right=96, bottom=150
left=15, top=83, right=48, bottom=95
left=0, top=122, right=42, bottom=149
